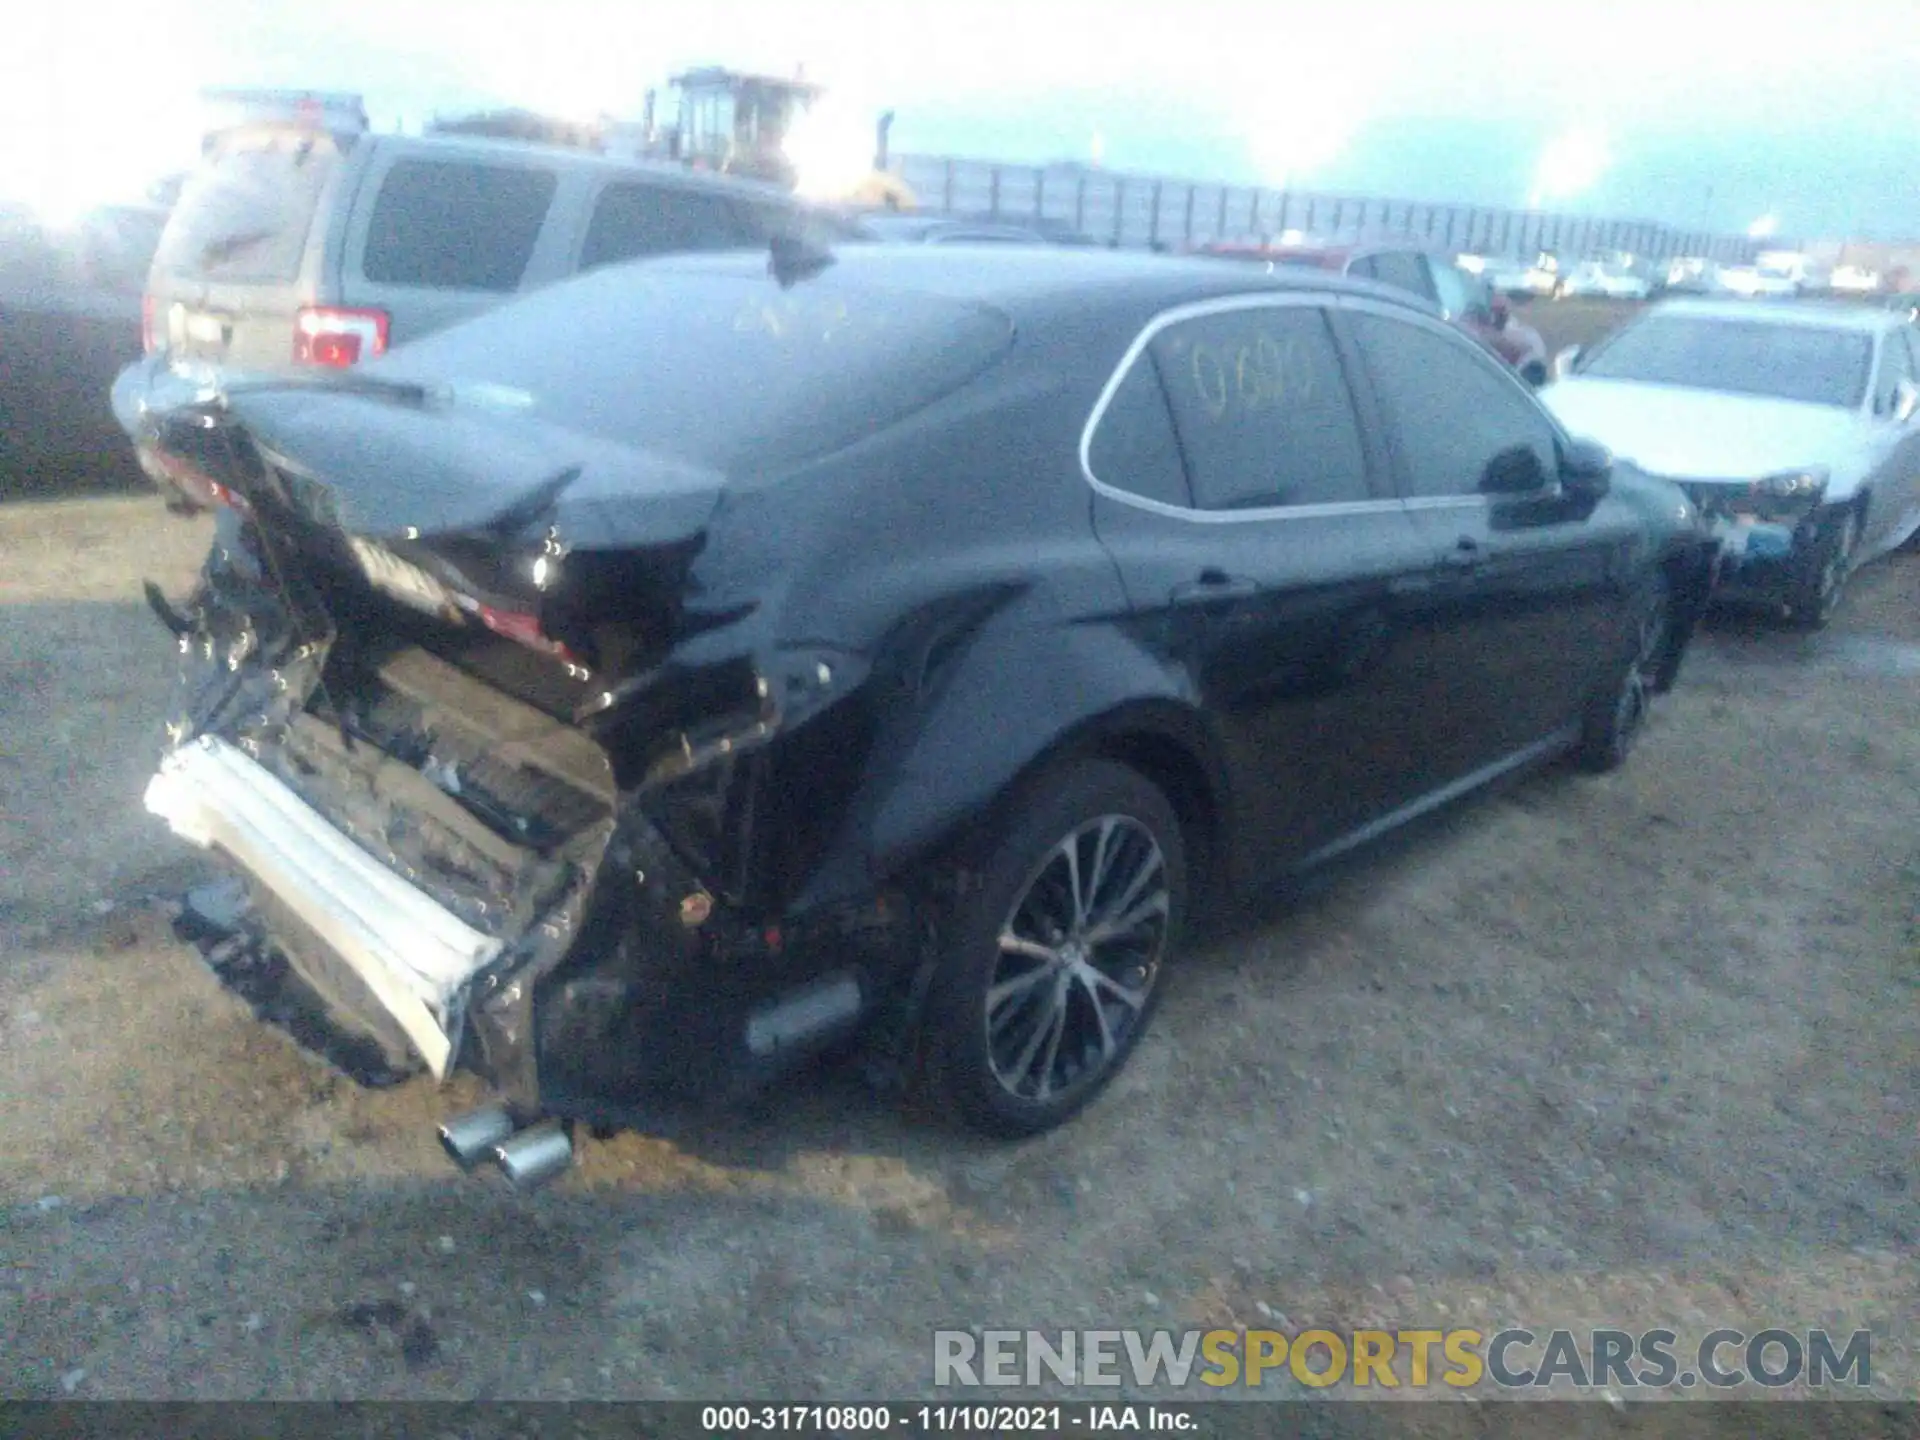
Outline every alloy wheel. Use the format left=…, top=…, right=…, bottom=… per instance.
left=985, top=815, right=1170, bottom=1103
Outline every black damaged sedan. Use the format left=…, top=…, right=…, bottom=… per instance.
left=116, top=243, right=1717, bottom=1184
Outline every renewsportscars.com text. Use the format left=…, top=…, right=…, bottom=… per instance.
left=933, top=1326, right=1873, bottom=1391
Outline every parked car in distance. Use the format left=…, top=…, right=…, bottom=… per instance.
left=1715, top=265, right=1799, bottom=299
left=1193, top=238, right=1551, bottom=383
left=1483, top=253, right=1560, bottom=299
left=123, top=93, right=841, bottom=389
left=1555, top=261, right=1652, bottom=301
left=0, top=202, right=167, bottom=488
left=1544, top=299, right=1920, bottom=625
left=1659, top=257, right=1722, bottom=296
left=122, top=245, right=1716, bottom=1176
left=1830, top=264, right=1883, bottom=295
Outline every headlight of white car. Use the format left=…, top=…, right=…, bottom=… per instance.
left=1755, top=468, right=1829, bottom=501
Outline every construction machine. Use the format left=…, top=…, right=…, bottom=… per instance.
left=641, top=67, right=914, bottom=208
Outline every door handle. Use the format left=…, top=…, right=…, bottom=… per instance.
left=1170, top=569, right=1259, bottom=607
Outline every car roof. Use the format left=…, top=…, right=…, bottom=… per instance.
left=365, top=131, right=799, bottom=205
left=1646, top=297, right=1903, bottom=334
left=645, top=241, right=1443, bottom=321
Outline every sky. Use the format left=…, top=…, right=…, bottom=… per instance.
left=4, top=0, right=1919, bottom=239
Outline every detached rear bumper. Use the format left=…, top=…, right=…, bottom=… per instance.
left=146, top=735, right=503, bottom=1078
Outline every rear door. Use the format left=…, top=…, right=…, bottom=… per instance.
left=147, top=124, right=348, bottom=369
left=1341, top=300, right=1635, bottom=781
left=1084, top=294, right=1455, bottom=886
left=338, top=151, right=563, bottom=347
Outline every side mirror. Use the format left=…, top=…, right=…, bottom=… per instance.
left=1480, top=443, right=1550, bottom=494
left=1559, top=436, right=1613, bottom=499
left=1551, top=345, right=1583, bottom=380
left=1895, top=377, right=1920, bottom=424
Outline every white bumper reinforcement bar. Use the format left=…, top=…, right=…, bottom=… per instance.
left=144, top=735, right=504, bottom=1078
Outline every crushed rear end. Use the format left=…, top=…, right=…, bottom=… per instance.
left=126, top=375, right=878, bottom=1182
left=117, top=258, right=1022, bottom=1183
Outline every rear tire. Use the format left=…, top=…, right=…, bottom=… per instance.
left=917, top=759, right=1186, bottom=1138
left=1576, top=574, right=1670, bottom=773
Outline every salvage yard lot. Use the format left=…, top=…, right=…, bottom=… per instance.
left=3, top=491, right=1918, bottom=1427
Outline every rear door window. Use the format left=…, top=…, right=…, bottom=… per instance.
left=1146, top=304, right=1372, bottom=511
left=362, top=158, right=558, bottom=291
left=1086, top=353, right=1192, bottom=507
left=152, top=129, right=340, bottom=283
left=579, top=182, right=751, bottom=270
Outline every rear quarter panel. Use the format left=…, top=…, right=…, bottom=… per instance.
left=749, top=305, right=1229, bottom=905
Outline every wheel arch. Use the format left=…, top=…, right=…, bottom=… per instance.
left=1072, top=714, right=1228, bottom=916
left=873, top=682, right=1231, bottom=913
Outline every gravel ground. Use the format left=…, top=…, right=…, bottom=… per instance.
left=1, top=493, right=1916, bottom=1427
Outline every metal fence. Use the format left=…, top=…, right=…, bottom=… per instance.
left=895, top=155, right=1771, bottom=265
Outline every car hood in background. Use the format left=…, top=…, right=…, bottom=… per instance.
left=1541, top=377, right=1857, bottom=479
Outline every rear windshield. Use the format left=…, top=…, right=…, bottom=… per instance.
left=374, top=265, right=1016, bottom=470
left=1579, top=315, right=1874, bottom=408
left=153, top=128, right=339, bottom=284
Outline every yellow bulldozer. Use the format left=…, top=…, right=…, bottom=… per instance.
left=643, top=67, right=915, bottom=209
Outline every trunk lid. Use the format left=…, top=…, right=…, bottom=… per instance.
left=136, top=375, right=728, bottom=721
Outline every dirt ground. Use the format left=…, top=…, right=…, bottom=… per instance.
left=2, top=483, right=1916, bottom=1429
left=1512, top=296, right=1646, bottom=357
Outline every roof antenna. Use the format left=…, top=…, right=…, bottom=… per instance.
left=769, top=229, right=835, bottom=288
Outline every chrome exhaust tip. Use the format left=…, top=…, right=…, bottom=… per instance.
left=492, top=1121, right=573, bottom=1193
left=437, top=1105, right=517, bottom=1172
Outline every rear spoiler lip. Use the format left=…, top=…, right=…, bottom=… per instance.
left=114, top=353, right=434, bottom=428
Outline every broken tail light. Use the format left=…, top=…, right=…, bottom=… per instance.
left=139, top=443, right=253, bottom=517
left=294, top=306, right=390, bottom=367
left=474, top=604, right=581, bottom=666
left=142, top=293, right=157, bottom=353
